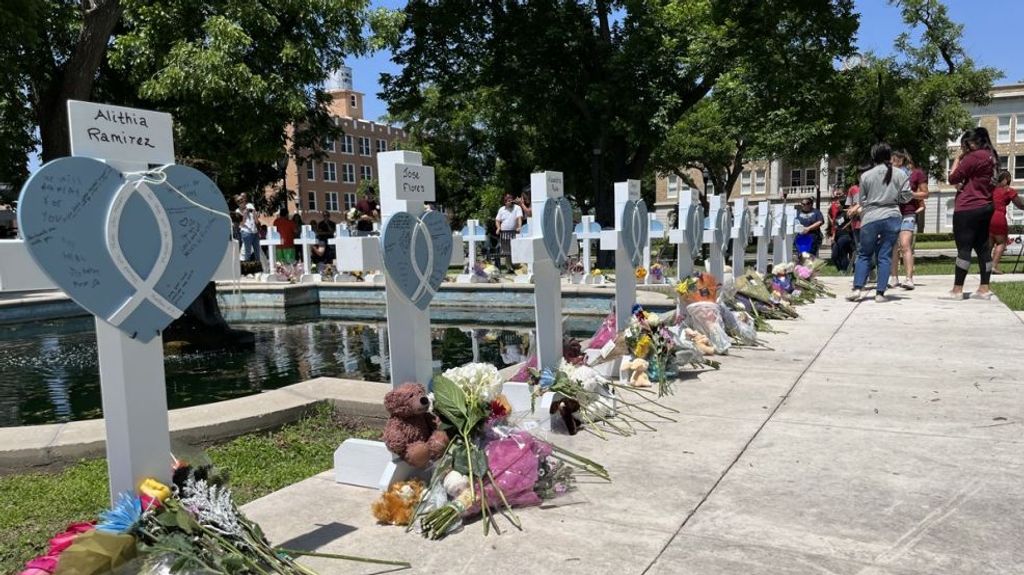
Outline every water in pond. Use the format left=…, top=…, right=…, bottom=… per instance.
left=0, top=309, right=599, bottom=427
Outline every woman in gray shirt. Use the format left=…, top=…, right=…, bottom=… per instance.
left=846, top=143, right=908, bottom=302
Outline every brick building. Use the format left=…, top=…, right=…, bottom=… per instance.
left=282, top=66, right=408, bottom=224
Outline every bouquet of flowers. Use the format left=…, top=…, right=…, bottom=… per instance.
left=733, top=270, right=799, bottom=321
left=623, top=304, right=679, bottom=397
left=472, top=261, right=500, bottom=282
left=650, top=263, right=665, bottom=283
left=20, top=464, right=405, bottom=575
left=674, top=273, right=730, bottom=354
left=275, top=261, right=303, bottom=283
left=346, top=207, right=359, bottom=222
left=792, top=254, right=835, bottom=300
left=412, top=363, right=608, bottom=539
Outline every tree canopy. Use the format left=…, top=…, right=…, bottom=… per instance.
left=383, top=0, right=859, bottom=228
left=0, top=0, right=400, bottom=204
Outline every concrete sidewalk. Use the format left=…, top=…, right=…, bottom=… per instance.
left=242, top=277, right=1024, bottom=575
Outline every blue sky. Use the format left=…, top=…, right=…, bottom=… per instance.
left=350, top=0, right=1024, bottom=122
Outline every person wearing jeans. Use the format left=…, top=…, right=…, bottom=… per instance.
left=847, top=143, right=909, bottom=303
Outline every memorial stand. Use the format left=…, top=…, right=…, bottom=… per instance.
left=753, top=201, right=773, bottom=274
left=643, top=213, right=666, bottom=285
left=730, top=198, right=752, bottom=278
left=703, top=195, right=731, bottom=284
left=456, top=219, right=488, bottom=283
left=600, top=180, right=648, bottom=331
left=573, top=215, right=604, bottom=285
left=668, top=189, right=703, bottom=281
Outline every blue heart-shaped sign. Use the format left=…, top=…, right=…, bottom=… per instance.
left=713, top=207, right=731, bottom=251
left=733, top=206, right=751, bottom=246
left=17, top=156, right=230, bottom=342
left=684, top=204, right=704, bottom=258
left=620, top=199, right=649, bottom=268
left=381, top=210, right=452, bottom=310
left=541, top=196, right=573, bottom=267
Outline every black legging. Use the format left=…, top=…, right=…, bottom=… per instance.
left=952, top=204, right=994, bottom=287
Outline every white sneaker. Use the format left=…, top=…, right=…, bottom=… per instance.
left=902, top=279, right=915, bottom=290
left=875, top=294, right=887, bottom=303
left=846, top=289, right=863, bottom=302
left=939, top=291, right=966, bottom=301
left=970, top=291, right=993, bottom=301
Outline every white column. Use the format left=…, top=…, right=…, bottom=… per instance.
left=770, top=159, right=782, bottom=199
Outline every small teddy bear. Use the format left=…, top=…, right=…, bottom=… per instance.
left=371, top=479, right=425, bottom=526
left=382, top=382, right=449, bottom=468
left=620, top=357, right=651, bottom=388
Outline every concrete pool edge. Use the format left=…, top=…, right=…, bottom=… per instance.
left=0, top=377, right=389, bottom=474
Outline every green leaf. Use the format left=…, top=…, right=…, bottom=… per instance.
left=431, top=375, right=468, bottom=430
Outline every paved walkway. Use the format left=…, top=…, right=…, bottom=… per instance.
left=243, top=277, right=1024, bottom=574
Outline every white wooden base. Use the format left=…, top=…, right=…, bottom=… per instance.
left=332, top=273, right=360, bottom=283
left=300, top=273, right=321, bottom=283
left=364, top=272, right=386, bottom=285
left=503, top=381, right=554, bottom=432
left=258, top=273, right=288, bottom=283
left=514, top=274, right=534, bottom=285
left=333, top=438, right=428, bottom=491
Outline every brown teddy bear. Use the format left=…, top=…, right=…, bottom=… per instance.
left=382, top=382, right=449, bottom=468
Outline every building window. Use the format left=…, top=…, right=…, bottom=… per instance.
left=360, top=165, right=373, bottom=180
left=344, top=192, right=357, bottom=210
left=1015, top=155, right=1024, bottom=181
left=341, top=134, right=354, bottom=154
left=306, top=191, right=317, bottom=212
left=359, top=137, right=371, bottom=156
left=998, top=115, right=1011, bottom=144
left=342, top=163, right=355, bottom=183
left=805, top=168, right=817, bottom=187
left=306, top=161, right=315, bottom=181
left=790, top=170, right=802, bottom=187
left=325, top=192, right=339, bottom=212
left=323, top=161, right=337, bottom=182
left=350, top=94, right=357, bottom=108
left=740, top=170, right=752, bottom=195
left=324, top=137, right=335, bottom=153
left=1000, top=155, right=1009, bottom=173
left=1017, top=115, right=1024, bottom=142
left=667, top=174, right=679, bottom=199
left=377, top=139, right=388, bottom=153
left=755, top=169, right=766, bottom=194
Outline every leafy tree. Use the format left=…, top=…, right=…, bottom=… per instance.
left=0, top=0, right=401, bottom=203
left=830, top=0, right=1000, bottom=178
left=383, top=0, right=859, bottom=244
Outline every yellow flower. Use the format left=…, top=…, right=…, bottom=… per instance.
left=139, top=478, right=172, bottom=502
left=635, top=267, right=647, bottom=280
left=591, top=268, right=602, bottom=276
left=633, top=335, right=652, bottom=358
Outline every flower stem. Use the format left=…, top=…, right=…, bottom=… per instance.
left=277, top=548, right=412, bottom=567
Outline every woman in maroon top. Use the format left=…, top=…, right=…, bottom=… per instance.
left=946, top=127, right=999, bottom=300
left=990, top=171, right=1024, bottom=274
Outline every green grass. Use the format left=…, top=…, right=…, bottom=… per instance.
left=0, top=404, right=379, bottom=574
left=991, top=282, right=1024, bottom=311
left=913, top=240, right=956, bottom=250
left=815, top=255, right=963, bottom=277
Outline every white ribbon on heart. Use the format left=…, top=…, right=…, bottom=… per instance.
left=550, top=200, right=570, bottom=265
left=409, top=216, right=438, bottom=303
left=628, top=201, right=646, bottom=265
left=104, top=169, right=231, bottom=334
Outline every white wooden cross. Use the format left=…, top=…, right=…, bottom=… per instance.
left=573, top=215, right=603, bottom=285
left=259, top=228, right=285, bottom=282
left=668, top=188, right=703, bottom=280
left=511, top=171, right=569, bottom=372
left=600, top=180, right=645, bottom=331
left=753, top=201, right=773, bottom=274
left=771, top=204, right=790, bottom=266
left=786, top=204, right=800, bottom=258
left=703, top=194, right=731, bottom=284
left=456, top=219, right=487, bottom=283
left=643, top=213, right=666, bottom=285
left=334, top=150, right=452, bottom=490
left=0, top=100, right=236, bottom=503
left=294, top=225, right=320, bottom=281
left=730, top=198, right=752, bottom=278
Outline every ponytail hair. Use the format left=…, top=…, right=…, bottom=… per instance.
left=871, top=142, right=894, bottom=185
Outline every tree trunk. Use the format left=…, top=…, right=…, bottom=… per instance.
left=38, top=0, right=123, bottom=162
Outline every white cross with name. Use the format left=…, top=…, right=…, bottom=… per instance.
left=456, top=219, right=487, bottom=283
left=703, top=194, right=731, bottom=283
left=573, top=215, right=603, bottom=284
left=259, top=227, right=283, bottom=282
left=294, top=225, right=320, bottom=281
left=753, top=201, right=773, bottom=274
left=730, top=198, right=752, bottom=278
left=643, top=213, right=666, bottom=284
left=0, top=100, right=237, bottom=503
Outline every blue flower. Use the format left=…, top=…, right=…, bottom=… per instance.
left=97, top=493, right=143, bottom=534
left=631, top=304, right=643, bottom=315
left=539, top=368, right=556, bottom=390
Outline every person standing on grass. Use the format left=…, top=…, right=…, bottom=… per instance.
left=846, top=143, right=908, bottom=303
left=272, top=207, right=297, bottom=264
left=795, top=198, right=825, bottom=257
left=946, top=127, right=999, bottom=300
left=889, top=151, right=929, bottom=290
left=495, top=193, right=523, bottom=272
left=989, top=170, right=1024, bottom=275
